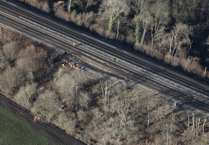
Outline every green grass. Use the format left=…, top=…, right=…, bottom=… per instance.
left=0, top=104, right=55, bottom=145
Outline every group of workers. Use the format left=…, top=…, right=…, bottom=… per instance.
left=34, top=117, right=40, bottom=122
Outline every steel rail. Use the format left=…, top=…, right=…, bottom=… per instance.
left=0, top=0, right=208, bottom=98
left=1, top=11, right=209, bottom=113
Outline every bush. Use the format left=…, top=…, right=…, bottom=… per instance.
left=135, top=20, right=141, bottom=44
left=42, top=1, right=50, bottom=13
left=14, top=82, right=37, bottom=109
left=73, top=10, right=77, bottom=17
left=31, top=90, right=59, bottom=123
left=2, top=41, right=20, bottom=61
left=54, top=7, right=70, bottom=21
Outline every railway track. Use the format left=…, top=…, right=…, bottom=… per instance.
left=0, top=0, right=209, bottom=112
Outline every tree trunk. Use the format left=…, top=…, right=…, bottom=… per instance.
left=1, top=27, right=3, bottom=39
left=205, top=67, right=207, bottom=75
left=148, top=103, right=149, bottom=126
left=203, top=118, right=206, bottom=135
left=166, top=124, right=169, bottom=145
left=140, top=28, right=147, bottom=45
left=196, top=118, right=197, bottom=135
left=100, top=80, right=104, bottom=97
left=105, top=81, right=107, bottom=106
left=116, top=19, right=120, bottom=40
left=174, top=42, right=182, bottom=57
left=192, top=113, right=194, bottom=131
left=170, top=36, right=173, bottom=55
left=151, top=33, right=153, bottom=49
left=68, top=0, right=72, bottom=13
left=198, top=118, right=200, bottom=135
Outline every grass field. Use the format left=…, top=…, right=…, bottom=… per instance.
left=0, top=104, right=55, bottom=145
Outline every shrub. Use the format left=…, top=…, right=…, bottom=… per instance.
left=135, top=20, right=141, bottom=44
left=42, top=1, right=50, bottom=13
left=73, top=10, right=77, bottom=17
left=31, top=90, right=59, bottom=123
left=84, top=11, right=94, bottom=22
left=188, top=61, right=204, bottom=76
left=2, top=41, right=20, bottom=61
left=54, top=7, right=70, bottom=21
left=14, top=82, right=37, bottom=109
left=108, top=14, right=117, bottom=32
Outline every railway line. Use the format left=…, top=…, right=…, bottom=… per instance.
left=0, top=0, right=209, bottom=113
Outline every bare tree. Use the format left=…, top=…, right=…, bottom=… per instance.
left=3, top=41, right=20, bottom=62
left=147, top=95, right=150, bottom=126
left=0, top=66, right=27, bottom=90
left=31, top=90, right=59, bottom=123
left=197, top=118, right=200, bottom=135
left=149, top=0, right=170, bottom=42
left=203, top=118, right=206, bottom=135
left=98, top=0, right=130, bottom=32
left=14, top=82, right=37, bottom=109
left=196, top=118, right=197, bottom=135
left=170, top=23, right=193, bottom=57
left=84, top=0, right=96, bottom=13
left=79, top=92, right=90, bottom=110
left=128, top=0, right=151, bottom=44
left=55, top=73, right=76, bottom=103
left=116, top=19, right=120, bottom=40
left=192, top=112, right=194, bottom=131
left=67, top=0, right=84, bottom=13
left=166, top=123, right=170, bottom=145
left=53, top=1, right=65, bottom=11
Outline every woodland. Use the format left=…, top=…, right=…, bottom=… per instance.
left=17, top=0, right=209, bottom=80
left=1, top=1, right=209, bottom=143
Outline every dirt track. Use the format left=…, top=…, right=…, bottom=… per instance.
left=0, top=93, right=86, bottom=145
